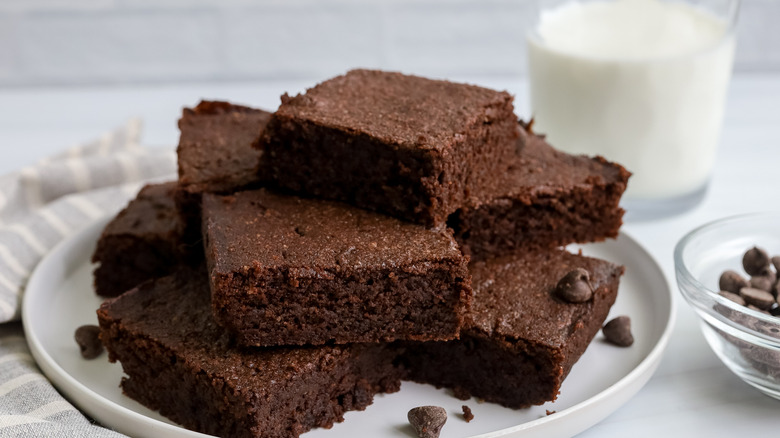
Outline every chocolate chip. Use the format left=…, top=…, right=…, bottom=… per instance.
left=743, top=247, right=771, bottom=276
left=554, top=268, right=593, bottom=303
left=719, top=270, right=748, bottom=294
left=740, top=287, right=775, bottom=310
left=761, top=269, right=777, bottom=284
left=745, top=346, right=780, bottom=366
left=746, top=304, right=771, bottom=315
left=719, top=291, right=746, bottom=306
left=602, top=316, right=633, bottom=347
left=408, top=406, right=447, bottom=438
left=461, top=405, right=474, bottom=423
left=750, top=275, right=774, bottom=292
left=74, top=325, right=103, bottom=359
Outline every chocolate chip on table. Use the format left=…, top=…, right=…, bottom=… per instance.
left=74, top=325, right=103, bottom=359
left=408, top=406, right=447, bottom=438
left=602, top=316, right=634, bottom=347
left=739, top=287, right=775, bottom=310
left=743, top=246, right=771, bottom=276
left=750, top=275, right=774, bottom=292
left=554, top=268, right=593, bottom=303
left=719, top=291, right=747, bottom=306
left=719, top=270, right=748, bottom=294
left=461, top=405, right=474, bottom=423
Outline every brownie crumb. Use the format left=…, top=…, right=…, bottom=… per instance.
left=546, top=409, right=556, bottom=416
left=461, top=405, right=474, bottom=422
left=602, top=316, right=634, bottom=347
left=74, top=325, right=103, bottom=359
left=408, top=406, right=447, bottom=438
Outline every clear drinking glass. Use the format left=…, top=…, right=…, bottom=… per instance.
left=527, top=0, right=739, bottom=220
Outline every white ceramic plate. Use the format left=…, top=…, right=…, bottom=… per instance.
left=23, top=217, right=674, bottom=438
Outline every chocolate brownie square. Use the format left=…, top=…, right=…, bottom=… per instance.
left=202, top=188, right=472, bottom=347
left=258, top=69, right=520, bottom=226
left=97, top=267, right=403, bottom=438
left=401, top=249, right=623, bottom=408
left=175, top=101, right=272, bottom=242
left=177, top=100, right=271, bottom=194
left=448, top=124, right=630, bottom=260
left=91, top=182, right=185, bottom=297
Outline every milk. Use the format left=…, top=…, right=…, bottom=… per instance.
left=528, top=0, right=735, bottom=200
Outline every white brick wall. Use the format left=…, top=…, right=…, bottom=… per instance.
left=0, top=0, right=775, bottom=87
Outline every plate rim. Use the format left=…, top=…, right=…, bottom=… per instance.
left=22, top=216, right=676, bottom=438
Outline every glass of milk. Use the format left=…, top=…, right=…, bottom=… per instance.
left=527, top=0, right=738, bottom=219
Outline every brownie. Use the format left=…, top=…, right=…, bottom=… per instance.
left=401, top=249, right=623, bottom=409
left=258, top=69, right=521, bottom=226
left=91, top=182, right=185, bottom=297
left=177, top=100, right=272, bottom=194
left=448, top=124, right=630, bottom=260
left=97, top=267, right=403, bottom=438
left=175, top=100, right=272, bottom=243
left=202, top=188, right=472, bottom=347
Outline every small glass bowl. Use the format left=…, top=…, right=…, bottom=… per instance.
left=675, top=212, right=780, bottom=399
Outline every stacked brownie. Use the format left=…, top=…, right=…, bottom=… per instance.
left=92, top=182, right=186, bottom=297
left=93, top=69, right=629, bottom=438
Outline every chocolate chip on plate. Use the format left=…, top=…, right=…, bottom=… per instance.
left=74, top=325, right=103, bottom=359
left=602, top=316, right=634, bottom=347
left=408, top=406, right=447, bottom=438
left=739, top=287, right=775, bottom=310
left=719, top=270, right=748, bottom=294
left=743, top=247, right=771, bottom=276
left=461, top=405, right=474, bottom=423
left=554, top=268, right=593, bottom=303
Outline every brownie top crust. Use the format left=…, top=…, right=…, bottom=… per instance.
left=177, top=100, right=272, bottom=193
left=272, top=69, right=514, bottom=152
left=202, top=188, right=463, bottom=274
left=467, top=127, right=631, bottom=208
left=96, top=182, right=180, bottom=240
left=98, top=267, right=362, bottom=390
left=468, top=250, right=624, bottom=348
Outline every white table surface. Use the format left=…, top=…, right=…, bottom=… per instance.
left=1, top=74, right=779, bottom=437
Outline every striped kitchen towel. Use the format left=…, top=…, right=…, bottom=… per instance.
left=0, top=120, right=175, bottom=436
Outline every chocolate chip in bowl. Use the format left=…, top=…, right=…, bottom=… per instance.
left=675, top=212, right=780, bottom=400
